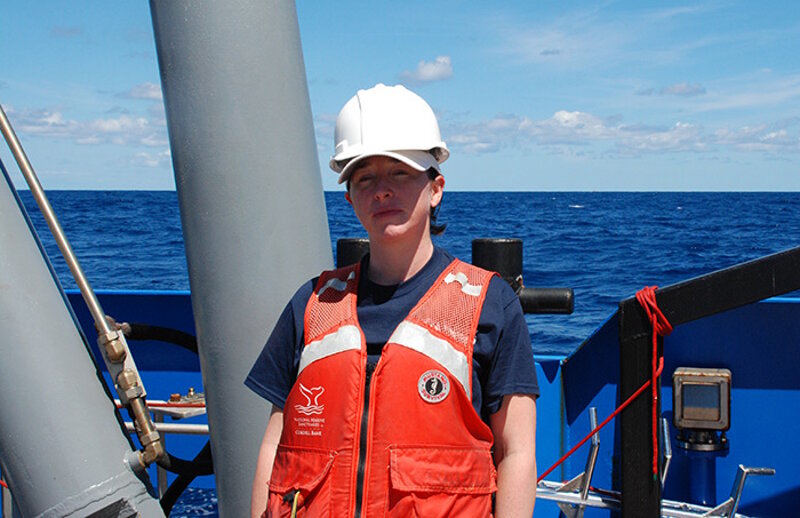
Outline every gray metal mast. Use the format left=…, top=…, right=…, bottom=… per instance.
left=149, top=1, right=333, bottom=516
left=0, top=162, right=164, bottom=516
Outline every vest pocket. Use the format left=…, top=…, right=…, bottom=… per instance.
left=386, top=446, right=497, bottom=517
left=266, top=446, right=336, bottom=518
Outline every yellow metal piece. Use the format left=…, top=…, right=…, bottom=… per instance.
left=128, top=397, right=166, bottom=465
left=290, top=491, right=299, bottom=518
left=98, top=330, right=127, bottom=363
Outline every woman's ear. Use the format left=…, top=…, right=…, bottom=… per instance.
left=430, top=174, right=445, bottom=208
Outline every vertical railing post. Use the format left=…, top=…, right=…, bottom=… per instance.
left=619, top=298, right=662, bottom=517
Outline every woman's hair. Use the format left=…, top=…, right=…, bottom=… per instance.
left=427, top=168, right=446, bottom=236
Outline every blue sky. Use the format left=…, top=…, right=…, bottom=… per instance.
left=1, top=1, right=798, bottom=191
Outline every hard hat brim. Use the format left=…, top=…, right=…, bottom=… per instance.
left=335, top=149, right=442, bottom=184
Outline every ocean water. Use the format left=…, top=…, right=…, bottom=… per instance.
left=19, top=190, right=800, bottom=356
left=14, top=190, right=800, bottom=516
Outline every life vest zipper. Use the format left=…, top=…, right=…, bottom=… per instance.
left=354, top=360, right=376, bottom=518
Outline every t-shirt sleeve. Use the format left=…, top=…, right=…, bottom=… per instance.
left=482, top=276, right=539, bottom=416
left=244, top=280, right=315, bottom=409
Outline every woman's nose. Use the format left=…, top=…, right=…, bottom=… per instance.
left=373, top=177, right=393, bottom=198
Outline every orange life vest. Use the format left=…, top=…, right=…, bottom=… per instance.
left=266, top=258, right=497, bottom=517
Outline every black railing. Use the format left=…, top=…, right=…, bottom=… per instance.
left=618, top=245, right=800, bottom=517
left=337, top=237, right=574, bottom=315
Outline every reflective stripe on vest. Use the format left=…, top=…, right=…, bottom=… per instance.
left=298, top=324, right=361, bottom=375
left=317, top=270, right=356, bottom=298
left=444, top=270, right=484, bottom=296
left=387, top=320, right=471, bottom=399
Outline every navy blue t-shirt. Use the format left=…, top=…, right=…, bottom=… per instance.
left=245, top=247, right=539, bottom=423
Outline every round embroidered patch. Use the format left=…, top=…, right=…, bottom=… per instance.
left=418, top=370, right=450, bottom=403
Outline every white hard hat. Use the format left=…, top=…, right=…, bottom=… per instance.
left=330, top=84, right=449, bottom=184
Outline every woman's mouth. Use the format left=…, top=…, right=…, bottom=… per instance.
left=373, top=207, right=403, bottom=218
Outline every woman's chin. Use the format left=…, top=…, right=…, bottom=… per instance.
left=369, top=224, right=416, bottom=243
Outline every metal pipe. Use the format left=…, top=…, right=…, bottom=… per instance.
left=337, top=237, right=370, bottom=267
left=538, top=481, right=767, bottom=518
left=661, top=417, right=672, bottom=485
left=580, top=407, right=600, bottom=501
left=149, top=1, right=333, bottom=514
left=126, top=422, right=210, bottom=435
left=0, top=154, right=164, bottom=515
left=537, top=481, right=620, bottom=511
left=0, top=104, right=165, bottom=470
left=470, top=237, right=574, bottom=314
left=0, top=104, right=111, bottom=336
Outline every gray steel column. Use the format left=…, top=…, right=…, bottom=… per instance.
left=0, top=167, right=164, bottom=517
left=149, top=1, right=332, bottom=516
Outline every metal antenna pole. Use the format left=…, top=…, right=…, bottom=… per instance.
left=0, top=104, right=111, bottom=335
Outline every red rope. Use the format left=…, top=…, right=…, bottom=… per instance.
left=145, top=401, right=206, bottom=408
left=537, top=357, right=663, bottom=482
left=537, top=286, right=672, bottom=483
left=635, top=286, right=673, bottom=476
left=115, top=401, right=206, bottom=409
left=0, top=479, right=7, bottom=489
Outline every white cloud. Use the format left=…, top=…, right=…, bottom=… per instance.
left=695, top=73, right=800, bottom=112
left=539, top=49, right=561, bottom=56
left=533, top=111, right=616, bottom=143
left=399, top=56, right=453, bottom=85
left=17, top=109, right=80, bottom=139
left=87, top=115, right=149, bottom=133
left=444, top=110, right=799, bottom=158
left=660, top=82, right=706, bottom=97
left=618, top=121, right=706, bottom=152
left=140, top=133, right=169, bottom=147
left=313, top=113, right=337, bottom=153
left=445, top=114, right=528, bottom=153
left=491, top=6, right=635, bottom=69
left=491, top=4, right=726, bottom=71
left=643, top=5, right=709, bottom=22
left=314, top=113, right=336, bottom=139
left=128, top=82, right=163, bottom=101
left=131, top=148, right=172, bottom=168
left=714, top=120, right=800, bottom=153
left=12, top=107, right=168, bottom=151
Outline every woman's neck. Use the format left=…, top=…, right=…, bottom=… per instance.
left=367, top=237, right=434, bottom=286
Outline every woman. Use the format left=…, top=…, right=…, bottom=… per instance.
left=247, top=84, right=538, bottom=517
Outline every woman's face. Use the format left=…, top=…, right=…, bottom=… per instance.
left=345, top=156, right=444, bottom=245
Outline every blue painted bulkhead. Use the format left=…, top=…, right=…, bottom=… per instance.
left=67, top=291, right=800, bottom=515
left=67, top=290, right=214, bottom=491
left=561, top=297, right=800, bottom=517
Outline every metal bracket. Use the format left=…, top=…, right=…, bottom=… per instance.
left=702, top=465, right=776, bottom=517
left=556, top=407, right=601, bottom=518
left=539, top=455, right=773, bottom=517
left=661, top=417, right=672, bottom=485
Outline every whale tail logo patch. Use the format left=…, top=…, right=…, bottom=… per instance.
left=295, top=383, right=325, bottom=415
